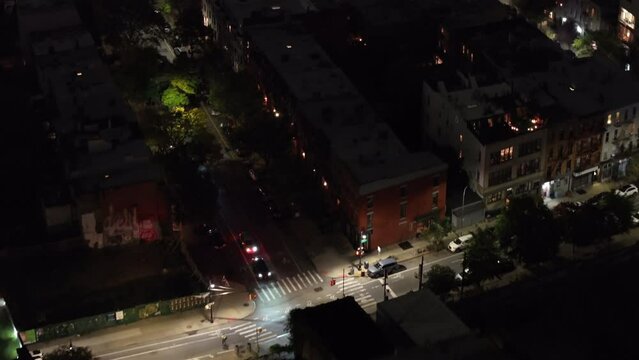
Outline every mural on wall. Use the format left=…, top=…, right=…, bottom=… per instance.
left=102, top=205, right=160, bottom=245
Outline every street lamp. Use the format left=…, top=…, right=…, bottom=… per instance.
left=206, top=282, right=235, bottom=323
left=461, top=186, right=469, bottom=228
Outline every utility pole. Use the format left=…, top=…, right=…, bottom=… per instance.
left=418, top=256, right=424, bottom=290
left=256, top=327, right=263, bottom=356
left=461, top=185, right=469, bottom=228
left=342, top=267, right=345, bottom=298
left=383, top=269, right=389, bottom=301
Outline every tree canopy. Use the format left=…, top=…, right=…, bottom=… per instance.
left=462, top=228, right=502, bottom=286
left=425, top=264, right=457, bottom=296
left=170, top=76, right=200, bottom=96
left=44, top=345, right=93, bottom=360
left=162, top=85, right=190, bottom=110
left=495, top=196, right=560, bottom=264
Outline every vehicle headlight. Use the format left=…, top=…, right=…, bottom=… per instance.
left=252, top=246, right=258, bottom=252
left=267, top=272, right=272, bottom=276
left=258, top=273, right=263, bottom=278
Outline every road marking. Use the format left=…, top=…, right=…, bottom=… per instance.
left=281, top=279, right=291, bottom=293
left=451, top=258, right=463, bottom=263
left=216, top=349, right=234, bottom=355
left=230, top=323, right=252, bottom=331
left=357, top=298, right=377, bottom=307
left=303, top=271, right=313, bottom=285
left=260, top=289, right=271, bottom=302
left=256, top=333, right=278, bottom=343
left=107, top=336, right=215, bottom=360
left=270, top=283, right=282, bottom=297
left=286, top=277, right=297, bottom=291
left=276, top=333, right=289, bottom=339
left=361, top=301, right=377, bottom=309
left=297, top=274, right=308, bottom=287
left=309, top=271, right=321, bottom=283
left=98, top=327, right=222, bottom=357
left=277, top=282, right=286, bottom=294
left=293, top=275, right=303, bottom=289
left=361, top=252, right=463, bottom=286
left=237, top=324, right=258, bottom=336
left=266, top=285, right=276, bottom=298
left=387, top=286, right=398, bottom=299
left=247, top=331, right=273, bottom=341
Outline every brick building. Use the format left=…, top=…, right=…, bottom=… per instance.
left=247, top=25, right=447, bottom=249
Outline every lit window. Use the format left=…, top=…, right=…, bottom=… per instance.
left=76, top=72, right=83, bottom=76
left=286, top=44, right=292, bottom=49
left=607, top=114, right=612, bottom=125
left=434, top=55, right=443, bottom=65
left=626, top=63, right=631, bottom=72
left=620, top=8, right=636, bottom=29
left=459, top=134, right=463, bottom=142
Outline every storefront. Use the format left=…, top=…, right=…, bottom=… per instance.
left=572, top=166, right=599, bottom=191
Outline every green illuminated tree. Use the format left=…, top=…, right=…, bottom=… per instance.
left=170, top=76, right=199, bottom=95
left=44, top=345, right=93, bottom=360
left=161, top=85, right=189, bottom=110
left=425, top=264, right=457, bottom=296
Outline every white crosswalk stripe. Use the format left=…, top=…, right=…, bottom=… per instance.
left=286, top=277, right=297, bottom=291
left=292, top=276, right=303, bottom=289
left=282, top=278, right=292, bottom=293
left=303, top=272, right=313, bottom=285
left=310, top=270, right=323, bottom=283
left=277, top=282, right=286, bottom=295
left=296, top=274, right=307, bottom=287
left=260, top=289, right=271, bottom=302
left=270, top=283, right=281, bottom=297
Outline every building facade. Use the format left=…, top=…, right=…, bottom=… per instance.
left=247, top=24, right=447, bottom=249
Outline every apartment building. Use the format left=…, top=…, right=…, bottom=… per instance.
left=423, top=71, right=546, bottom=211
left=618, top=0, right=639, bottom=44
left=246, top=25, right=447, bottom=248
left=551, top=0, right=619, bottom=34
left=18, top=0, right=167, bottom=246
left=201, top=0, right=313, bottom=71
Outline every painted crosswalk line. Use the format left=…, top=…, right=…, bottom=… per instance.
left=258, top=270, right=325, bottom=302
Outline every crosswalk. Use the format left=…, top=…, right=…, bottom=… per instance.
left=230, top=322, right=281, bottom=345
left=333, top=277, right=376, bottom=309
left=257, top=270, right=323, bottom=302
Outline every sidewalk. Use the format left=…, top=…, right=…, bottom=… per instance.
left=33, top=283, right=256, bottom=355
left=543, top=180, right=623, bottom=209
left=286, top=217, right=495, bottom=279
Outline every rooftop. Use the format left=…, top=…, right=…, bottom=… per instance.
left=377, top=288, right=470, bottom=347
left=291, top=297, right=394, bottom=359
left=250, top=24, right=446, bottom=192
left=219, top=0, right=312, bottom=28
left=515, top=54, right=639, bottom=118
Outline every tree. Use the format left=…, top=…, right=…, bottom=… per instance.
left=462, top=228, right=501, bottom=286
left=572, top=37, right=593, bottom=58
left=512, top=0, right=556, bottom=23
left=425, top=264, right=457, bottom=296
left=161, top=85, right=190, bottom=110
left=495, top=196, right=560, bottom=264
left=598, top=192, right=634, bottom=234
left=561, top=203, right=606, bottom=246
left=170, top=76, right=200, bottom=96
left=44, top=345, right=93, bottom=360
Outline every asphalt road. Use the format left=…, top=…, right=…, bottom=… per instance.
left=89, top=251, right=463, bottom=360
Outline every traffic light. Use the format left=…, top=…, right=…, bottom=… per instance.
left=330, top=278, right=336, bottom=286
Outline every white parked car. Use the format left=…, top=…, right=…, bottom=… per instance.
left=448, top=234, right=473, bottom=252
left=632, top=212, right=639, bottom=226
left=615, top=184, right=638, bottom=198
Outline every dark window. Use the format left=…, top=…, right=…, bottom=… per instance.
left=519, top=139, right=542, bottom=156
left=488, top=167, right=512, bottom=186
left=400, top=186, right=407, bottom=199
left=433, top=175, right=440, bottom=187
left=517, top=158, right=540, bottom=177
left=366, top=196, right=374, bottom=209
left=432, top=192, right=439, bottom=209
left=366, top=212, right=373, bottom=229
left=400, top=203, right=407, bottom=219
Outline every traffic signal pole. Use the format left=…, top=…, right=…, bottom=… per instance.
left=383, top=269, right=389, bottom=302
left=418, top=256, right=424, bottom=290
left=342, top=267, right=345, bottom=298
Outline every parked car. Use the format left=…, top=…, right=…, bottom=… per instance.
left=367, top=257, right=399, bottom=278
left=631, top=212, right=639, bottom=227
left=239, top=231, right=259, bottom=254
left=615, top=184, right=638, bottom=198
left=455, top=258, right=515, bottom=283
left=251, top=257, right=272, bottom=280
left=448, top=234, right=473, bottom=252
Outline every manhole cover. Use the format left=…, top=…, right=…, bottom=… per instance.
left=398, top=241, right=413, bottom=250
left=314, top=287, right=323, bottom=292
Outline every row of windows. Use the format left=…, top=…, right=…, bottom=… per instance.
left=516, top=158, right=540, bottom=177
left=367, top=191, right=440, bottom=225
left=488, top=167, right=512, bottom=186
left=519, top=139, right=542, bottom=157
left=489, top=146, right=514, bottom=165
left=366, top=176, right=441, bottom=210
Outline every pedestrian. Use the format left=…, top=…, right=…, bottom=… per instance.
left=235, top=344, right=240, bottom=356
left=221, top=334, right=227, bottom=347
left=247, top=341, right=252, bottom=352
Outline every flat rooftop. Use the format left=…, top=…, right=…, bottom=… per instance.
left=250, top=25, right=446, bottom=192
left=219, top=0, right=312, bottom=27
